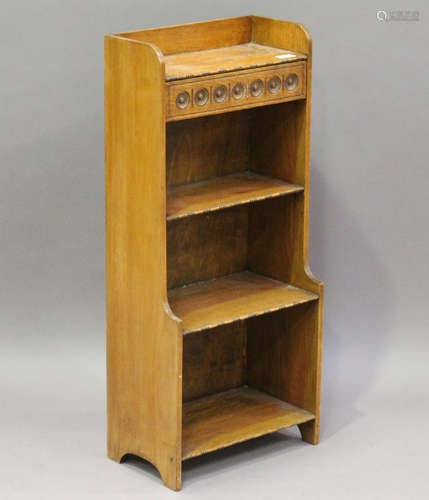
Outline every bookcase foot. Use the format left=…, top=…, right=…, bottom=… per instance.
left=108, top=447, right=182, bottom=491
left=160, top=461, right=182, bottom=491
left=105, top=15, right=323, bottom=490
left=299, top=419, right=319, bottom=444
left=107, top=447, right=125, bottom=463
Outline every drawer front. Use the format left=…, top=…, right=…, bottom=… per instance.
left=167, top=62, right=306, bottom=121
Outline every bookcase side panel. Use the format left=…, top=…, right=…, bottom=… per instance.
left=105, top=36, right=182, bottom=490
left=251, top=19, right=323, bottom=443
left=251, top=16, right=312, bottom=57
left=252, top=17, right=321, bottom=294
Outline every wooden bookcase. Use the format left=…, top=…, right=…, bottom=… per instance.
left=105, top=16, right=323, bottom=491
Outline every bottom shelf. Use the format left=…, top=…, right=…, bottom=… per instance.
left=182, top=386, right=314, bottom=460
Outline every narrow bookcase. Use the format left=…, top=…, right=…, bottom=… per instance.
left=105, top=15, right=323, bottom=491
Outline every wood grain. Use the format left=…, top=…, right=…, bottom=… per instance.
left=250, top=101, right=302, bottom=184
left=166, top=111, right=249, bottom=187
left=168, top=271, right=318, bottom=334
left=167, top=206, right=248, bottom=289
left=183, top=323, right=246, bottom=402
left=247, top=303, right=320, bottom=442
left=252, top=16, right=324, bottom=444
left=165, top=42, right=305, bottom=81
left=248, top=195, right=301, bottom=284
left=117, top=16, right=252, bottom=55
left=252, top=16, right=312, bottom=55
left=167, top=171, right=303, bottom=221
left=105, top=36, right=182, bottom=490
left=182, top=386, right=315, bottom=460
left=106, top=16, right=324, bottom=490
left=167, top=62, right=306, bottom=121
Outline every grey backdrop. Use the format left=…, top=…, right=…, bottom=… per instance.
left=1, top=1, right=428, bottom=499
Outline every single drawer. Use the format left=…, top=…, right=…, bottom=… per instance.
left=167, top=61, right=306, bottom=121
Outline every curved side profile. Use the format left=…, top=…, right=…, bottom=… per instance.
left=105, top=16, right=323, bottom=491
left=105, top=36, right=183, bottom=490
left=252, top=16, right=323, bottom=444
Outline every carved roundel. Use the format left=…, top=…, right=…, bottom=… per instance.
left=176, top=91, right=190, bottom=109
left=268, top=76, right=281, bottom=94
left=232, top=82, right=245, bottom=100
left=214, top=84, right=227, bottom=103
left=195, top=88, right=209, bottom=106
left=285, top=73, right=299, bottom=91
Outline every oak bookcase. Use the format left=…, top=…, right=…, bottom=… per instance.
left=105, top=15, right=324, bottom=490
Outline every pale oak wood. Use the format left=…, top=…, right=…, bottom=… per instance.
left=168, top=271, right=318, bottom=334
left=167, top=171, right=303, bottom=221
left=182, top=386, right=315, bottom=460
left=252, top=15, right=312, bottom=55
left=117, top=16, right=252, bottom=55
left=167, top=206, right=249, bottom=289
left=106, top=16, right=323, bottom=490
left=167, top=62, right=306, bottom=120
left=165, top=42, right=306, bottom=81
left=105, top=36, right=182, bottom=490
left=247, top=303, right=320, bottom=438
left=183, top=323, right=246, bottom=402
left=253, top=16, right=324, bottom=444
left=166, top=111, right=250, bottom=187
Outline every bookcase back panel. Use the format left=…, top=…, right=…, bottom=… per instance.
left=167, top=206, right=248, bottom=289
left=166, top=102, right=304, bottom=188
left=117, top=17, right=252, bottom=56
left=250, top=101, right=305, bottom=185
left=167, top=192, right=305, bottom=289
left=183, top=323, right=246, bottom=402
left=166, top=111, right=250, bottom=187
left=247, top=302, right=320, bottom=415
left=248, top=194, right=303, bottom=284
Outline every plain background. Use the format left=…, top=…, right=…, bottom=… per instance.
left=1, top=1, right=428, bottom=499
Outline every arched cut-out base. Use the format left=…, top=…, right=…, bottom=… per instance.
left=108, top=450, right=182, bottom=491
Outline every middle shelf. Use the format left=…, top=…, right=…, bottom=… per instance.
left=168, top=271, right=318, bottom=334
left=166, top=171, right=303, bottom=221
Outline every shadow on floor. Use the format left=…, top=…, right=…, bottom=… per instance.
left=122, top=428, right=308, bottom=488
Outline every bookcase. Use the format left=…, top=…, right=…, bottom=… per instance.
left=105, top=15, right=323, bottom=491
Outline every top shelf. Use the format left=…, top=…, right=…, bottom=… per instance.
left=165, top=42, right=306, bottom=81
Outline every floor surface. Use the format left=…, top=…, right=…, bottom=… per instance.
left=2, top=330, right=428, bottom=500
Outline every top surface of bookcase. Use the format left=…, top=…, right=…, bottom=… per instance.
left=114, top=16, right=311, bottom=82
left=164, top=42, right=306, bottom=81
